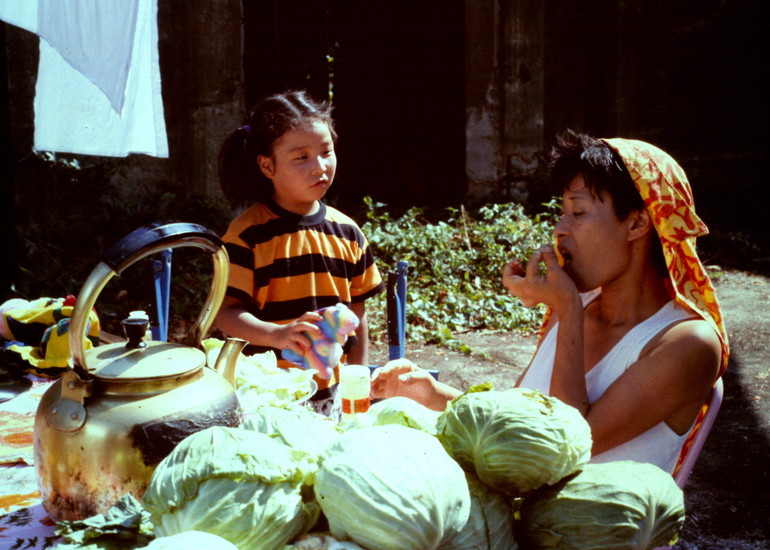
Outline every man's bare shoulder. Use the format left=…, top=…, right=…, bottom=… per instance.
left=660, top=317, right=721, bottom=349
left=644, top=316, right=721, bottom=379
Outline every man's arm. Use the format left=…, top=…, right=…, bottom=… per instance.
left=581, top=319, right=721, bottom=455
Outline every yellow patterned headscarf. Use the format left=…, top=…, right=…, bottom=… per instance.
left=602, top=138, right=729, bottom=375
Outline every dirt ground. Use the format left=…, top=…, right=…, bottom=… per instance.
left=370, top=268, right=770, bottom=549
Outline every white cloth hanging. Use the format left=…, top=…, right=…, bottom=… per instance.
left=0, top=0, right=168, bottom=158
left=37, top=0, right=139, bottom=114
left=0, top=2, right=38, bottom=32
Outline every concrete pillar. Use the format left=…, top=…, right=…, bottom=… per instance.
left=465, top=0, right=544, bottom=201
left=158, top=0, right=244, bottom=199
left=465, top=0, right=505, bottom=199
left=501, top=0, right=544, bottom=189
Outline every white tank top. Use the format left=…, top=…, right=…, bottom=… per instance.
left=519, top=292, right=696, bottom=473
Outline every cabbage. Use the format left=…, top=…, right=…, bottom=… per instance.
left=515, top=461, right=685, bottom=549
left=142, top=426, right=319, bottom=550
left=289, top=533, right=366, bottom=549
left=343, top=396, right=441, bottom=434
left=203, top=338, right=316, bottom=407
left=437, top=388, right=592, bottom=497
left=139, top=531, right=238, bottom=549
left=447, top=472, right=518, bottom=550
left=242, top=403, right=343, bottom=457
left=315, top=425, right=471, bottom=550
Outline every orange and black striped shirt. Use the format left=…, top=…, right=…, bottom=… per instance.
left=222, top=200, right=384, bottom=382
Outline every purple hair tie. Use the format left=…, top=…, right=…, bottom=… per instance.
left=240, top=124, right=251, bottom=136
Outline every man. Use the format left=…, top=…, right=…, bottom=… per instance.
left=371, top=131, right=728, bottom=474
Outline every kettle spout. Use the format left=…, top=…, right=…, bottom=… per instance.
left=213, top=337, right=248, bottom=387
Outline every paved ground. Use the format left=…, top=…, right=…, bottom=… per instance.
left=370, top=268, right=770, bottom=549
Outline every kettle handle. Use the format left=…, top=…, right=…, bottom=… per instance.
left=69, top=222, right=230, bottom=374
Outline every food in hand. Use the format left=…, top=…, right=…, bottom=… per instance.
left=554, top=245, right=565, bottom=267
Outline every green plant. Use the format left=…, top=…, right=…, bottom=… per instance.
left=361, top=197, right=558, bottom=351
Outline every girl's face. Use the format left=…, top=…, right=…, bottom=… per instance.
left=258, top=120, right=337, bottom=215
left=554, top=175, right=632, bottom=292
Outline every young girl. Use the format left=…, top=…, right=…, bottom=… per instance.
left=215, top=90, right=384, bottom=417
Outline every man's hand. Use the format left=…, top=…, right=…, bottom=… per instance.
left=502, top=245, right=578, bottom=313
left=370, top=359, right=437, bottom=403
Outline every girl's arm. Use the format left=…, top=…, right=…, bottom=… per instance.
left=346, top=301, right=369, bottom=366
left=214, top=296, right=321, bottom=355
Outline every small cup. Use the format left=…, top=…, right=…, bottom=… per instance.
left=339, top=364, right=372, bottom=418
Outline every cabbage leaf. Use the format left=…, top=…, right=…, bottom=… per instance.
left=437, top=388, right=592, bottom=497
left=515, top=461, right=685, bottom=549
left=315, top=424, right=471, bottom=550
left=138, top=531, right=238, bottom=549
left=142, top=426, right=319, bottom=550
left=242, top=403, right=342, bottom=457
left=203, top=338, right=316, bottom=407
left=343, top=396, right=441, bottom=434
left=447, top=472, right=518, bottom=549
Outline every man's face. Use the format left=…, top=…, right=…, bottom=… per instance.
left=554, top=175, right=631, bottom=292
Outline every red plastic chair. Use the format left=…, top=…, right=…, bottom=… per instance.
left=652, top=379, right=723, bottom=549
left=673, top=377, right=724, bottom=489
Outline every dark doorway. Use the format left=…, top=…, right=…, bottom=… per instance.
left=242, top=1, right=466, bottom=214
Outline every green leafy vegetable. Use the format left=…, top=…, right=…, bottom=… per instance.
left=315, top=425, right=471, bottom=550
left=203, top=338, right=316, bottom=408
left=437, top=388, right=592, bottom=497
left=288, top=532, right=366, bottom=549
left=55, top=494, right=154, bottom=549
left=242, top=403, right=343, bottom=457
left=448, top=472, right=518, bottom=550
left=344, top=396, right=441, bottom=434
left=515, top=461, right=685, bottom=549
left=142, top=426, right=319, bottom=550
left=138, top=531, right=238, bottom=548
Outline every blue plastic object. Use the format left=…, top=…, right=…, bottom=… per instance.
left=379, top=261, right=438, bottom=380
left=387, top=260, right=409, bottom=360
left=150, top=249, right=172, bottom=341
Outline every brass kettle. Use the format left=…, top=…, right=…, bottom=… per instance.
left=34, top=222, right=247, bottom=522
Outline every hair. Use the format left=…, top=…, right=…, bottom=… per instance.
left=548, top=129, right=668, bottom=277
left=217, top=90, right=337, bottom=208
left=548, top=129, right=644, bottom=220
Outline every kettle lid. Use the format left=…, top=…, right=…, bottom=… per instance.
left=87, top=340, right=205, bottom=380
left=84, top=313, right=205, bottom=381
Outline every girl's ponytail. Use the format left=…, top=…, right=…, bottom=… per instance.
left=217, top=125, right=272, bottom=209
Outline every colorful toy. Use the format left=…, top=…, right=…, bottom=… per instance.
left=282, top=303, right=360, bottom=380
left=0, top=295, right=100, bottom=377
left=0, top=297, right=31, bottom=340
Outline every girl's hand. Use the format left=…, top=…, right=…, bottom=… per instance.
left=502, top=245, right=578, bottom=313
left=271, top=311, right=323, bottom=355
left=371, top=359, right=437, bottom=403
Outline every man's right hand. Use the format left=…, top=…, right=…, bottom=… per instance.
left=370, top=359, right=437, bottom=403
